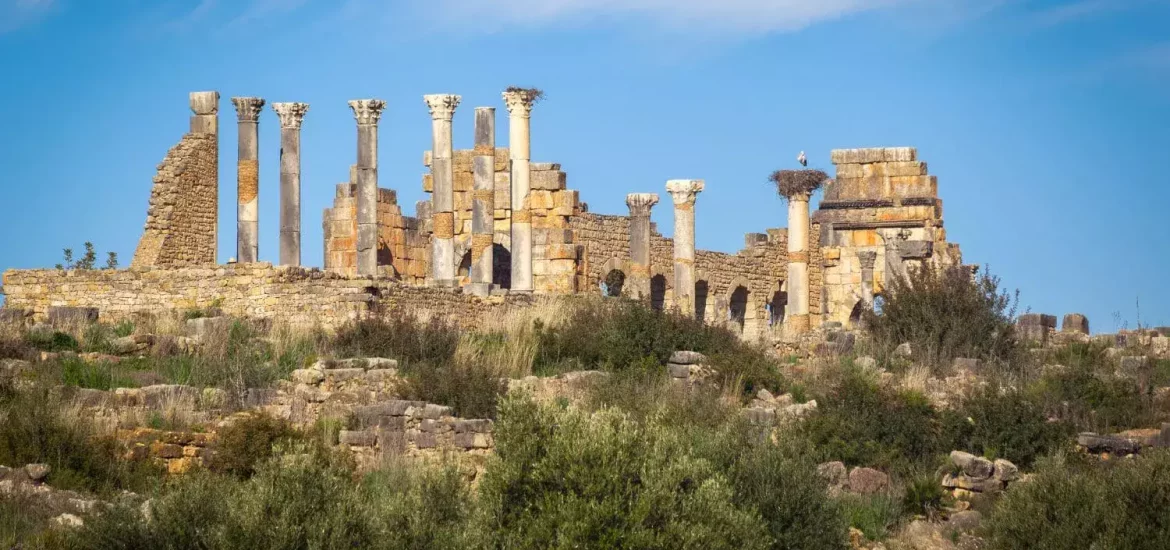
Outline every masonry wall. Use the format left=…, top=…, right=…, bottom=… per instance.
left=131, top=133, right=218, bottom=268
left=571, top=213, right=790, bottom=341
left=0, top=264, right=523, bottom=330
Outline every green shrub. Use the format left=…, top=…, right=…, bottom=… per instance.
left=533, top=298, right=783, bottom=396
left=986, top=450, right=1170, bottom=549
left=26, top=330, right=78, bottom=352
left=798, top=370, right=943, bottom=474
left=1029, top=362, right=1151, bottom=432
left=863, top=264, right=1019, bottom=369
left=901, top=471, right=947, bottom=518
left=0, top=384, right=160, bottom=495
left=837, top=493, right=902, bottom=542
left=942, top=385, right=1071, bottom=468
left=206, top=413, right=301, bottom=479
left=362, top=462, right=475, bottom=548
left=397, top=358, right=505, bottom=419
left=0, top=329, right=31, bottom=360
left=332, top=314, right=460, bottom=367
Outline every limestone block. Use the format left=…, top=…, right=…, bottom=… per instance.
left=830, top=147, right=916, bottom=165
left=454, top=171, right=473, bottom=192
left=527, top=190, right=554, bottom=210
left=531, top=169, right=566, bottom=191
left=1062, top=313, right=1089, bottom=334
left=847, top=467, right=890, bottom=494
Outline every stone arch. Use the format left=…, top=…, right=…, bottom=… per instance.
left=598, top=257, right=628, bottom=297
left=695, top=280, right=711, bottom=322
left=457, top=250, right=473, bottom=284
left=650, top=274, right=667, bottom=311
left=729, top=285, right=749, bottom=334
left=492, top=244, right=512, bottom=289
left=769, top=285, right=787, bottom=329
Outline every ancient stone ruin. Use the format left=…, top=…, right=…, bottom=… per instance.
left=1, top=91, right=967, bottom=341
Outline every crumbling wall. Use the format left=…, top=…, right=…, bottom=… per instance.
left=571, top=213, right=789, bottom=340
left=323, top=183, right=429, bottom=282
left=0, top=264, right=523, bottom=329
left=131, top=133, right=218, bottom=267
left=815, top=147, right=963, bottom=326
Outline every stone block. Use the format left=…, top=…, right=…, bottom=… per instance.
left=412, top=432, right=438, bottom=449
left=743, top=407, right=775, bottom=425
left=897, top=240, right=933, bottom=259
left=453, top=419, right=493, bottom=433
left=816, top=461, right=848, bottom=488
left=1076, top=432, right=1141, bottom=455
left=185, top=317, right=232, bottom=341
left=847, top=467, right=890, bottom=494
left=669, top=351, right=708, bottom=365
left=667, top=362, right=691, bottom=379
left=1062, top=313, right=1089, bottom=334
left=339, top=429, right=377, bottom=447
left=423, top=404, right=452, bottom=419
left=530, top=170, right=566, bottom=191
left=454, top=432, right=492, bottom=449
left=324, top=368, right=365, bottom=383
left=992, top=459, right=1018, bottom=482
left=47, top=307, right=98, bottom=325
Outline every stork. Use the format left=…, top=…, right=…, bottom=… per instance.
left=797, top=151, right=807, bottom=167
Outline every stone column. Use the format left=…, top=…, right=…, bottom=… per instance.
left=502, top=90, right=536, bottom=294
left=189, top=92, right=219, bottom=261
left=858, top=251, right=877, bottom=310
left=469, top=107, right=496, bottom=297
left=784, top=190, right=813, bottom=334
left=625, top=193, right=659, bottom=300
left=424, top=94, right=462, bottom=287
left=348, top=99, right=387, bottom=277
left=665, top=179, right=705, bottom=316
left=272, top=102, right=309, bottom=267
left=231, top=97, right=265, bottom=263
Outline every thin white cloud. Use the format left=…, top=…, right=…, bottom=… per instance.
left=0, top=0, right=56, bottom=34
left=429, top=0, right=918, bottom=33
left=1029, top=0, right=1169, bottom=27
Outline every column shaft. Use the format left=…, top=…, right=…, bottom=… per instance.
left=626, top=193, right=659, bottom=300
left=785, top=195, right=811, bottom=334
left=470, top=107, right=496, bottom=296
left=274, top=102, right=309, bottom=267
left=424, top=95, right=461, bottom=287
left=231, top=97, right=265, bottom=263
left=349, top=99, right=387, bottom=277
left=503, top=91, right=535, bottom=293
left=666, top=180, right=704, bottom=316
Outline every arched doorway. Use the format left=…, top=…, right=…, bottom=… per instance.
left=729, top=285, right=749, bottom=334
left=493, top=244, right=511, bottom=289
left=602, top=269, right=625, bottom=297
left=695, top=280, right=710, bottom=322
left=650, top=275, right=667, bottom=312
left=457, top=251, right=472, bottom=285
left=769, top=289, right=787, bottom=329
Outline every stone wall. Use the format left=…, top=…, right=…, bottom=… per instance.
left=131, top=133, right=218, bottom=268
left=323, top=181, right=429, bottom=282
left=571, top=213, right=790, bottom=341
left=0, top=263, right=521, bottom=330
left=814, top=147, right=963, bottom=326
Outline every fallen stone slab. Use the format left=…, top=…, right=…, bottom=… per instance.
left=1077, top=432, right=1141, bottom=455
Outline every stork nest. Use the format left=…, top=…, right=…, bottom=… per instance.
left=505, top=86, right=546, bottom=103
left=770, top=169, right=829, bottom=198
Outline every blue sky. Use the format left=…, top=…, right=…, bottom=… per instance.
left=0, top=0, right=1167, bottom=331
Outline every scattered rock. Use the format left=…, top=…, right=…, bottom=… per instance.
left=992, top=458, right=1019, bottom=482
left=855, top=356, right=877, bottom=370
left=817, top=461, right=848, bottom=491
left=848, top=467, right=890, bottom=494
left=54, top=514, right=84, bottom=528
left=185, top=317, right=232, bottom=341
left=1077, top=432, right=1141, bottom=455
left=946, top=510, right=982, bottom=532
left=24, top=464, right=50, bottom=482
left=669, top=351, right=708, bottom=365
left=894, top=343, right=913, bottom=358
left=756, top=388, right=775, bottom=402
left=952, top=357, right=980, bottom=372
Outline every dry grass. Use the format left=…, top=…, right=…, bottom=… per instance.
left=897, top=365, right=932, bottom=394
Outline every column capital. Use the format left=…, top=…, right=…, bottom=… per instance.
left=858, top=251, right=877, bottom=270
left=665, top=179, right=705, bottom=206
left=231, top=97, right=265, bottom=122
left=502, top=89, right=536, bottom=118
left=272, top=102, right=310, bottom=129
left=348, top=99, right=387, bottom=126
left=190, top=91, right=219, bottom=115
left=626, top=193, right=660, bottom=216
left=424, top=94, right=462, bottom=121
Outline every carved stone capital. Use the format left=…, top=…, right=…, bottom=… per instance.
left=423, top=94, right=462, bottom=121
left=665, top=179, right=705, bottom=206
left=858, top=251, right=877, bottom=270
left=787, top=190, right=813, bottom=202
left=272, top=102, right=310, bottom=129
left=190, top=91, right=219, bottom=115
left=626, top=193, right=660, bottom=217
left=502, top=90, right=536, bottom=118
left=348, top=99, right=387, bottom=126
left=231, top=97, right=265, bottom=122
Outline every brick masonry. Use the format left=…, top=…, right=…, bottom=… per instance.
left=131, top=133, right=218, bottom=268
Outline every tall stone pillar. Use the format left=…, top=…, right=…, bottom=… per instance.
left=231, top=97, right=265, bottom=263
left=424, top=94, right=462, bottom=287
left=502, top=90, right=536, bottom=294
left=189, top=92, right=219, bottom=261
left=858, top=251, right=877, bottom=311
left=272, top=102, right=309, bottom=267
left=625, top=193, right=659, bottom=300
left=665, top=179, right=704, bottom=315
left=469, top=107, right=496, bottom=297
left=348, top=99, right=387, bottom=277
left=784, top=190, right=813, bottom=334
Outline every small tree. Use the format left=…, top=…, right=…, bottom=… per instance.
left=864, top=264, right=1019, bottom=369
left=55, top=242, right=117, bottom=271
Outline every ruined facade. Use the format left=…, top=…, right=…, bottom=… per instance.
left=5, top=91, right=965, bottom=342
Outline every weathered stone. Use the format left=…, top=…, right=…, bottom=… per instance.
left=185, top=317, right=231, bottom=341
left=141, top=385, right=198, bottom=408
left=669, top=351, right=708, bottom=365
left=54, top=514, right=84, bottom=528
left=1077, top=432, right=1141, bottom=455
left=848, top=467, right=889, bottom=494
left=667, top=362, right=691, bottom=379
left=47, top=307, right=98, bottom=325
left=24, top=464, right=50, bottom=482
left=339, top=429, right=377, bottom=447
left=947, top=510, right=983, bottom=532
left=854, top=356, right=877, bottom=370
left=816, top=461, right=848, bottom=488
left=992, top=459, right=1018, bottom=482
left=453, top=419, right=493, bottom=433
left=1062, top=313, right=1089, bottom=334
left=952, top=358, right=980, bottom=372
left=291, top=368, right=325, bottom=385
left=454, top=432, right=492, bottom=449
left=894, top=342, right=913, bottom=358
left=949, top=450, right=993, bottom=479
left=743, top=407, right=776, bottom=425
left=0, top=309, right=31, bottom=325
left=942, top=473, right=1003, bottom=493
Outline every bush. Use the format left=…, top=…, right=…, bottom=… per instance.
left=864, top=264, right=1019, bottom=369
left=986, top=450, right=1170, bottom=549
left=942, top=385, right=1071, bottom=468
left=1029, top=362, right=1151, bottom=433
left=837, top=493, right=902, bottom=542
left=798, top=370, right=943, bottom=474
left=533, top=298, right=784, bottom=397
left=0, top=383, right=160, bottom=495
left=901, top=471, right=947, bottom=518
left=206, top=413, right=301, bottom=479
left=26, top=329, right=79, bottom=352
left=332, top=314, right=460, bottom=367
left=397, top=357, right=505, bottom=419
